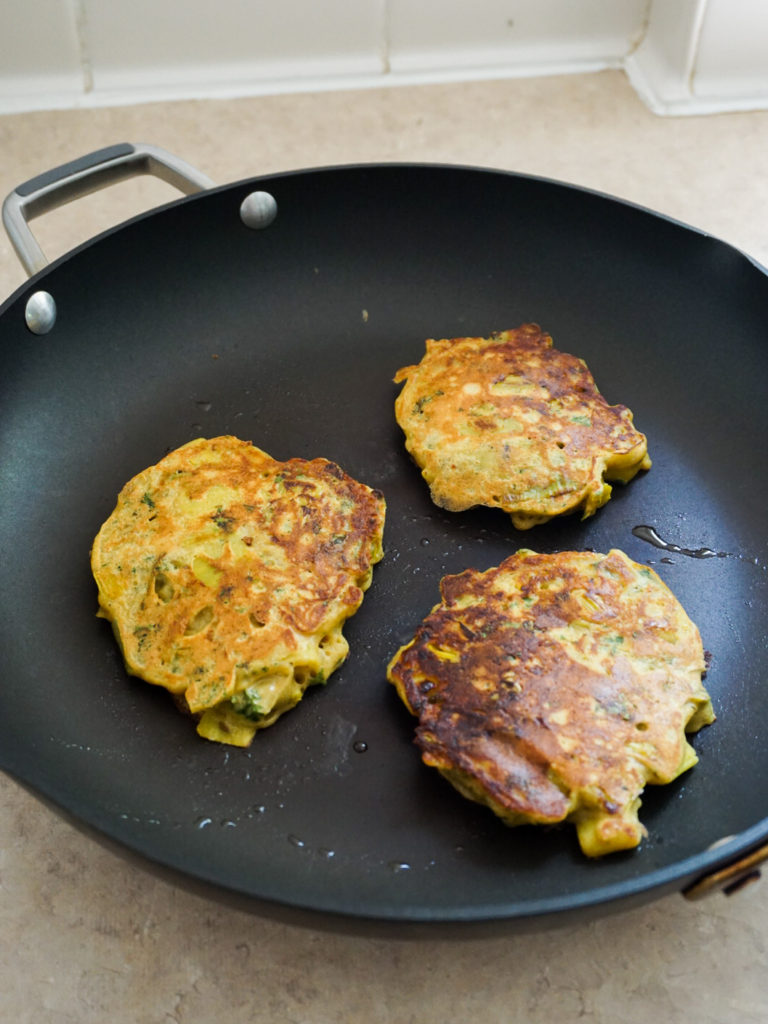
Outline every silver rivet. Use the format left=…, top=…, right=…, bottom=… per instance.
left=25, top=290, right=57, bottom=335
left=239, top=191, right=278, bottom=230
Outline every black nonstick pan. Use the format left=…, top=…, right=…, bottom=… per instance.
left=1, top=143, right=767, bottom=936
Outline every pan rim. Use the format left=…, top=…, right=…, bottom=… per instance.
left=4, top=759, right=767, bottom=929
left=3, top=158, right=765, bottom=315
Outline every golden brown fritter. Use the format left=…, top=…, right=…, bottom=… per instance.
left=91, top=436, right=386, bottom=746
left=387, top=549, right=714, bottom=856
left=394, top=325, right=651, bottom=529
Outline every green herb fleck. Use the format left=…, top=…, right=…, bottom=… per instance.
left=211, top=507, right=235, bottom=532
left=603, top=634, right=625, bottom=654
left=602, top=690, right=633, bottom=720
left=133, top=624, right=158, bottom=652
left=230, top=687, right=265, bottom=721
left=413, top=389, right=444, bottom=415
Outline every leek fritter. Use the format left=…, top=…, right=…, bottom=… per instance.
left=91, top=436, right=386, bottom=747
left=387, top=549, right=714, bottom=857
left=394, top=324, right=651, bottom=529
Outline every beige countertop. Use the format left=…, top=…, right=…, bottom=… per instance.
left=1, top=70, right=767, bottom=1023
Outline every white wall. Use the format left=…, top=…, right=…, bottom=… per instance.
left=0, top=0, right=766, bottom=116
left=625, top=0, right=768, bottom=114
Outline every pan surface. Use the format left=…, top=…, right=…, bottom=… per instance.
left=1, top=163, right=767, bottom=933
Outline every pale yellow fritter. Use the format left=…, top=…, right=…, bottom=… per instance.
left=394, top=324, right=651, bottom=529
left=387, top=549, right=714, bottom=857
left=91, top=436, right=386, bottom=747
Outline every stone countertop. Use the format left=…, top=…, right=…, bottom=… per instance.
left=1, top=70, right=767, bottom=1023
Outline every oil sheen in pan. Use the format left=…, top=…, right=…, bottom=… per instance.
left=631, top=524, right=767, bottom=568
left=632, top=524, right=729, bottom=560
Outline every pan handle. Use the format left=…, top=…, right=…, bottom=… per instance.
left=2, top=142, right=215, bottom=278
left=682, top=839, right=768, bottom=900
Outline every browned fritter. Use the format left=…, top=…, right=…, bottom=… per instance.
left=387, top=549, right=714, bottom=856
left=91, top=436, right=386, bottom=746
left=393, top=325, right=651, bottom=528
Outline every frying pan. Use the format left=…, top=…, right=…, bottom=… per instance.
left=2, top=142, right=767, bottom=936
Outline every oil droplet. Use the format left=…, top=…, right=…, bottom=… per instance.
left=196, top=817, right=213, bottom=829
left=221, top=819, right=237, bottom=828
left=420, top=537, right=430, bottom=546
left=388, top=861, right=411, bottom=873
left=252, top=804, right=266, bottom=815
left=353, top=740, right=368, bottom=753
left=288, top=834, right=306, bottom=848
left=318, top=847, right=336, bottom=859
left=632, top=525, right=727, bottom=560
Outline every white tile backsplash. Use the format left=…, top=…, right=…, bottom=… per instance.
left=387, top=0, right=647, bottom=72
left=0, top=0, right=767, bottom=115
left=0, top=0, right=83, bottom=107
left=625, top=0, right=768, bottom=114
left=84, top=0, right=386, bottom=90
left=694, top=0, right=768, bottom=101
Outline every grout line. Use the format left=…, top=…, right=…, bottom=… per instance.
left=380, top=0, right=391, bottom=75
left=626, top=0, right=653, bottom=58
left=1, top=33, right=766, bottom=119
left=73, top=0, right=94, bottom=94
left=685, top=0, right=709, bottom=96
left=0, top=59, right=619, bottom=116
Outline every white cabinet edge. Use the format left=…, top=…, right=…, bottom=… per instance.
left=625, top=52, right=768, bottom=116
left=625, top=0, right=768, bottom=115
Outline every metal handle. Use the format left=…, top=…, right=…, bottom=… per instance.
left=683, top=839, right=768, bottom=901
left=2, top=142, right=215, bottom=278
